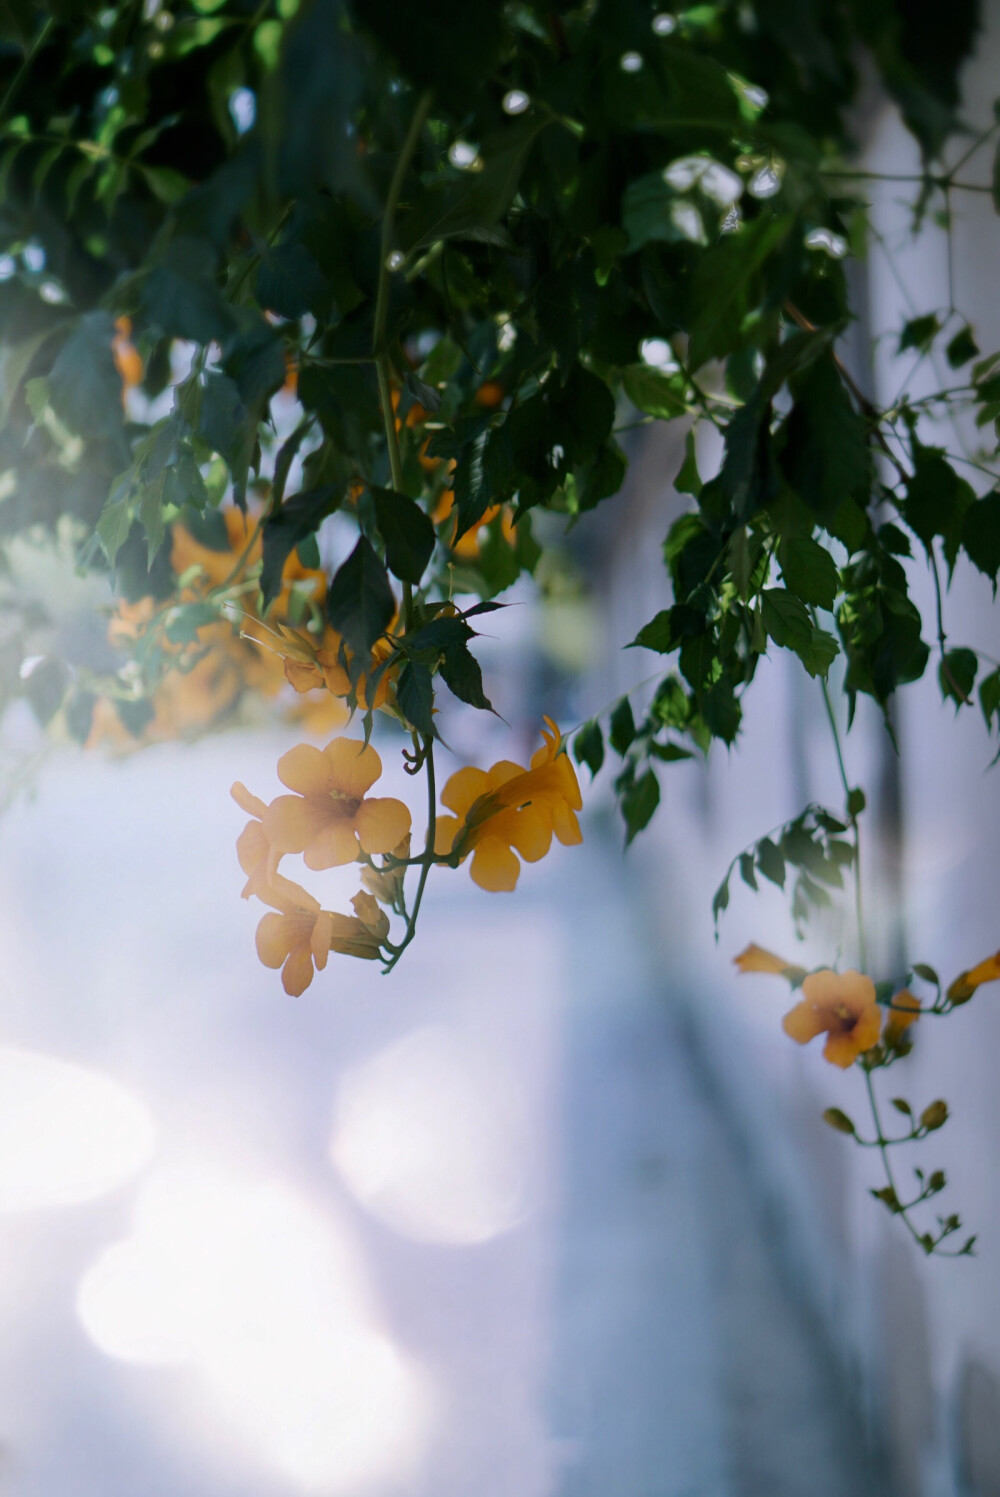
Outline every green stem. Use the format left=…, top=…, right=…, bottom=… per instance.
left=819, top=676, right=867, bottom=971
left=0, top=16, right=54, bottom=125
left=864, top=1069, right=934, bottom=1252
left=382, top=737, right=437, bottom=973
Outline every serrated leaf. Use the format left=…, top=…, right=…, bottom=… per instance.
left=761, top=589, right=839, bottom=676
left=397, top=660, right=435, bottom=736
left=261, top=486, right=341, bottom=609
left=439, top=641, right=492, bottom=711
left=778, top=536, right=839, bottom=611
left=372, top=487, right=436, bottom=584
left=326, top=537, right=395, bottom=656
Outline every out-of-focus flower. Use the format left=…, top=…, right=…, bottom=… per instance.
left=361, top=834, right=411, bottom=907
left=254, top=872, right=337, bottom=996
left=947, top=949, right=1000, bottom=1005
left=112, top=316, right=143, bottom=391
left=262, top=738, right=412, bottom=871
left=781, top=969, right=882, bottom=1069
left=884, top=988, right=920, bottom=1047
left=231, top=781, right=270, bottom=900
left=436, top=717, right=582, bottom=891
left=733, top=943, right=801, bottom=976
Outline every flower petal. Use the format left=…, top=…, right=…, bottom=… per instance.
left=470, top=837, right=520, bottom=892
left=263, top=794, right=325, bottom=854
left=277, top=743, right=333, bottom=796
left=282, top=945, right=316, bottom=996
left=434, top=815, right=461, bottom=856
left=442, top=765, right=492, bottom=818
left=231, top=781, right=267, bottom=818
left=303, top=819, right=361, bottom=870
left=506, top=804, right=552, bottom=862
left=550, top=799, right=582, bottom=846
left=733, top=943, right=792, bottom=975
left=323, top=737, right=383, bottom=798
left=236, top=820, right=269, bottom=878
left=782, top=1001, right=825, bottom=1044
left=311, top=910, right=334, bottom=970
left=355, top=796, right=412, bottom=855
left=256, top=912, right=292, bottom=969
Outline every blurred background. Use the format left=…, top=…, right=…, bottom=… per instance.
left=2, top=18, right=1000, bottom=1497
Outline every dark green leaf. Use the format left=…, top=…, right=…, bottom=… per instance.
left=946, top=325, right=979, bottom=368
left=609, top=696, right=637, bottom=755
left=761, top=589, right=839, bottom=676
left=756, top=837, right=786, bottom=887
left=962, top=492, right=1000, bottom=586
left=621, top=768, right=659, bottom=846
left=372, top=487, right=435, bottom=584
left=326, top=537, right=395, bottom=656
left=939, top=647, right=977, bottom=708
left=439, top=642, right=492, bottom=711
left=630, top=610, right=676, bottom=653
left=621, top=364, right=688, bottom=419
left=574, top=719, right=605, bottom=779
left=397, top=660, right=435, bottom=735
left=778, top=536, right=839, bottom=611
left=899, top=314, right=940, bottom=354
left=261, top=486, right=341, bottom=609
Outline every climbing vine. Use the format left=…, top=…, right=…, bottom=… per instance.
left=1, top=0, right=998, bottom=1251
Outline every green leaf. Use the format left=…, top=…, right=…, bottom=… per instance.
left=756, top=837, right=785, bottom=888
left=702, top=678, right=741, bottom=744
left=609, top=696, right=637, bottom=755
left=675, top=431, right=702, bottom=497
left=761, top=589, right=839, bottom=677
left=962, top=492, right=1000, bottom=586
left=780, top=355, right=870, bottom=523
left=946, top=325, right=979, bottom=367
left=939, top=647, right=977, bottom=708
left=326, top=537, right=396, bottom=656
left=260, top=486, right=342, bottom=609
left=631, top=610, right=676, bottom=653
left=979, top=666, right=1000, bottom=731
left=778, top=536, right=839, bottom=611
left=47, top=311, right=128, bottom=457
left=912, top=962, right=940, bottom=985
left=847, top=786, right=866, bottom=816
left=372, top=487, right=436, bottom=584
left=822, top=1108, right=856, bottom=1136
left=899, top=313, right=940, bottom=354
left=397, top=660, right=435, bottom=736
left=712, top=871, right=731, bottom=927
left=574, top=719, right=605, bottom=779
left=905, top=446, right=974, bottom=570
left=621, top=768, right=659, bottom=846
left=97, top=488, right=135, bottom=565
left=256, top=241, right=329, bottom=320
left=621, top=364, right=688, bottom=419
left=439, top=641, right=493, bottom=712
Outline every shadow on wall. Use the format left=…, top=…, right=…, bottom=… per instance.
left=880, top=1238, right=934, bottom=1496
left=957, top=1358, right=1000, bottom=1497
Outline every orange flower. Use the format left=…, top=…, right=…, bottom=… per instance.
left=261, top=738, right=411, bottom=872
left=782, top=969, right=882, bottom=1069
left=734, top=944, right=795, bottom=975
left=232, top=781, right=271, bottom=900
left=253, top=872, right=338, bottom=996
left=436, top=717, right=582, bottom=891
left=475, top=380, right=505, bottom=409
left=112, top=316, right=143, bottom=391
left=884, top=988, right=920, bottom=1047
left=947, top=949, right=1000, bottom=1004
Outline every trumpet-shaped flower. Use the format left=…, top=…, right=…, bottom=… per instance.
left=947, top=949, right=1000, bottom=1004
left=436, top=717, right=582, bottom=891
left=254, top=873, right=338, bottom=996
left=782, top=968, right=882, bottom=1068
left=262, top=738, right=411, bottom=871
left=733, top=943, right=806, bottom=980
left=884, top=988, right=920, bottom=1047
